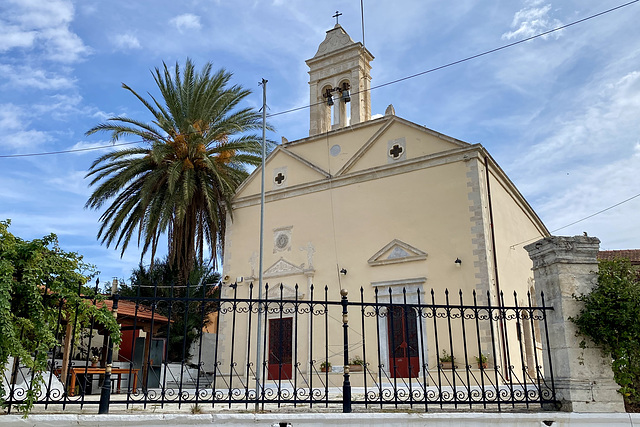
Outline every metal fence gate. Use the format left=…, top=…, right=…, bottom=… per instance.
left=2, top=282, right=557, bottom=413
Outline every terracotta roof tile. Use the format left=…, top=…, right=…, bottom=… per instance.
left=598, top=250, right=640, bottom=265
left=100, top=299, right=170, bottom=323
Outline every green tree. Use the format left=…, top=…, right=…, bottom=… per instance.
left=85, top=59, right=265, bottom=283
left=0, top=220, right=120, bottom=413
left=118, top=258, right=220, bottom=362
left=572, top=258, right=640, bottom=412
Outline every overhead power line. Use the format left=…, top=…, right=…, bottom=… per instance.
left=267, top=0, right=639, bottom=118
left=510, top=191, right=640, bottom=249
left=0, top=0, right=637, bottom=159
left=0, top=141, right=141, bottom=158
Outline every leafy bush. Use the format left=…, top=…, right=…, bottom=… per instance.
left=571, top=259, right=640, bottom=412
left=0, top=220, right=120, bottom=414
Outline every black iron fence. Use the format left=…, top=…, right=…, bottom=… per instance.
left=1, top=283, right=557, bottom=413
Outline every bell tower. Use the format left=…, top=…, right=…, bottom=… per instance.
left=306, top=23, right=374, bottom=136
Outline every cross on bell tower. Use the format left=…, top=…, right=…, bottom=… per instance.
left=306, top=23, right=374, bottom=136
left=333, top=11, right=342, bottom=25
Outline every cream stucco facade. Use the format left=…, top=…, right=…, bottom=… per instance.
left=212, top=24, right=548, bottom=383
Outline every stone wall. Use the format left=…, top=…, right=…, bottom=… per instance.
left=525, top=235, right=625, bottom=412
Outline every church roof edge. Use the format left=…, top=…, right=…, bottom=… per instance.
left=282, top=114, right=470, bottom=149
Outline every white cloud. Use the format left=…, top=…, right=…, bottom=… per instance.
left=0, top=103, right=53, bottom=149
left=170, top=13, right=201, bottom=32
left=0, top=63, right=75, bottom=90
left=7, top=0, right=74, bottom=28
left=0, top=0, right=89, bottom=62
left=0, top=176, right=32, bottom=201
left=42, top=26, right=90, bottom=62
left=67, top=140, right=114, bottom=156
left=5, top=129, right=53, bottom=149
left=48, top=170, right=92, bottom=196
left=502, top=1, right=563, bottom=41
left=534, top=147, right=640, bottom=240
left=91, top=109, right=115, bottom=121
left=0, top=24, right=37, bottom=51
left=1, top=211, right=96, bottom=237
left=514, top=70, right=640, bottom=178
left=33, top=93, right=85, bottom=120
left=112, top=33, right=141, bottom=50
left=0, top=104, right=25, bottom=131
left=502, top=65, right=640, bottom=250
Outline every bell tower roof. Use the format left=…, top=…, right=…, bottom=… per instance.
left=306, top=24, right=374, bottom=136
left=312, top=24, right=356, bottom=57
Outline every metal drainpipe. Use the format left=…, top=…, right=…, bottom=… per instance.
left=484, top=156, right=509, bottom=378
left=99, top=294, right=118, bottom=414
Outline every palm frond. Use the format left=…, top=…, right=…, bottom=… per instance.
left=85, top=58, right=269, bottom=283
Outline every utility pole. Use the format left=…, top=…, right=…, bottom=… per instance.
left=255, top=78, right=267, bottom=409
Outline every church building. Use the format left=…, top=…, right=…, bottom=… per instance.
left=212, top=23, right=548, bottom=381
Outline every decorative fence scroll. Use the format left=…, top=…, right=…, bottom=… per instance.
left=1, top=283, right=556, bottom=413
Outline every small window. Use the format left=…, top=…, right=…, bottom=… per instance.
left=274, top=172, right=286, bottom=185
left=389, top=144, right=404, bottom=159
left=387, top=137, right=406, bottom=163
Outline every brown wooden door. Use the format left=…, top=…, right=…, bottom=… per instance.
left=268, top=317, right=293, bottom=380
left=387, top=306, right=419, bottom=378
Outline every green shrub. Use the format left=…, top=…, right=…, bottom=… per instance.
left=0, top=220, right=120, bottom=414
left=571, top=259, right=640, bottom=412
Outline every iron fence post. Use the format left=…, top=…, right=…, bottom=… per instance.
left=99, top=295, right=118, bottom=414
left=341, top=289, right=351, bottom=413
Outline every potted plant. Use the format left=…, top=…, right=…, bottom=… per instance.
left=439, top=350, right=455, bottom=369
left=349, top=355, right=365, bottom=372
left=320, top=360, right=331, bottom=373
left=90, top=347, right=101, bottom=367
left=475, top=353, right=488, bottom=369
left=90, top=356, right=100, bottom=367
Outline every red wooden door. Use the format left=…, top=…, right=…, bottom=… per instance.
left=268, top=317, right=293, bottom=380
left=387, top=306, right=419, bottom=378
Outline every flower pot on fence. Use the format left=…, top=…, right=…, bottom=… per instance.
left=348, top=364, right=363, bottom=372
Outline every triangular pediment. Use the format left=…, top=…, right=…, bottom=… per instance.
left=234, top=146, right=330, bottom=199
left=337, top=117, right=470, bottom=176
left=312, top=24, right=356, bottom=57
left=368, top=239, right=427, bottom=266
left=263, top=257, right=305, bottom=279
left=266, top=282, right=304, bottom=300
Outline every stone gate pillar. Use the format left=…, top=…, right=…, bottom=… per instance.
left=525, top=236, right=625, bottom=412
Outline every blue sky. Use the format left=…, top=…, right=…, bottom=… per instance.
left=1, top=0, right=639, bottom=284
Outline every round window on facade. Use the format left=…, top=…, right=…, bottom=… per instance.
left=275, top=233, right=289, bottom=250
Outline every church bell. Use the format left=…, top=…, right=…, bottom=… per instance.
left=341, top=89, right=351, bottom=103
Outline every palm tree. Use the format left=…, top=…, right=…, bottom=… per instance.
left=119, top=257, right=221, bottom=362
left=85, top=59, right=264, bottom=282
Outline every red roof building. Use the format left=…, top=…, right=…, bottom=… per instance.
left=598, top=250, right=640, bottom=266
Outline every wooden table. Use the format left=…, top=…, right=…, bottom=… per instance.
left=65, top=367, right=139, bottom=396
